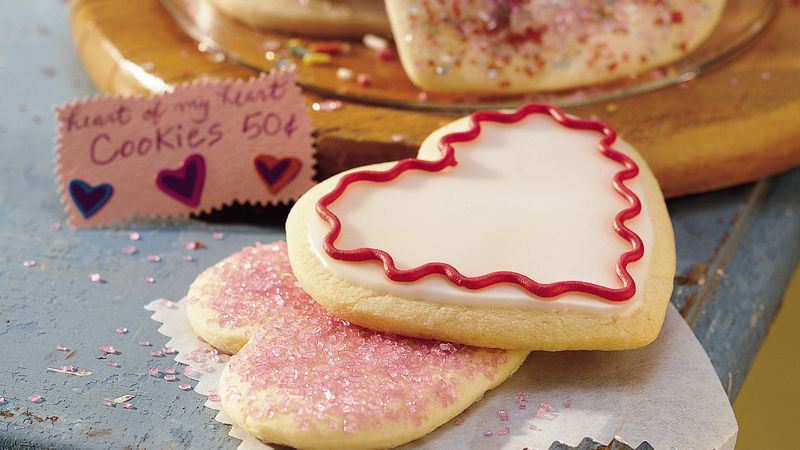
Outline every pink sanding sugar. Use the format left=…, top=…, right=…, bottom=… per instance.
left=202, top=242, right=509, bottom=432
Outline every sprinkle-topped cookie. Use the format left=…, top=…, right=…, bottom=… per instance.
left=385, top=0, right=726, bottom=92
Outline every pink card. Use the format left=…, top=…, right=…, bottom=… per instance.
left=54, top=71, right=315, bottom=228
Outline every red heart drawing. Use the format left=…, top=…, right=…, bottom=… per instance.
left=155, top=154, right=206, bottom=207
left=253, top=155, right=302, bottom=195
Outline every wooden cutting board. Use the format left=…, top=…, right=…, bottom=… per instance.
left=69, top=0, right=800, bottom=198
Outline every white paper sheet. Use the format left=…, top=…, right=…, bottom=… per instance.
left=146, top=299, right=737, bottom=450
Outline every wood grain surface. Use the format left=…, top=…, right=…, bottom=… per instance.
left=68, top=0, right=800, bottom=197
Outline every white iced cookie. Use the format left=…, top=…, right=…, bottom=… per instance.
left=209, top=0, right=391, bottom=38
left=286, top=104, right=676, bottom=350
left=186, top=242, right=529, bottom=449
left=385, top=0, right=726, bottom=93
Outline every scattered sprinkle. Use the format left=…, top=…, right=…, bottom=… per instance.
left=730, top=77, right=740, bottom=86
left=144, top=276, right=155, bottom=284
left=158, top=299, right=175, bottom=309
left=453, top=418, right=464, bottom=426
left=207, top=390, right=220, bottom=402
left=498, top=427, right=510, bottom=435
left=164, top=368, right=176, bottom=375
left=106, top=361, right=119, bottom=368
left=127, top=231, right=140, bottom=241
left=47, top=366, right=91, bottom=376
left=529, top=424, right=540, bottom=431
left=121, top=245, right=138, bottom=255
left=0, top=396, right=5, bottom=405
left=311, top=100, right=343, bottom=112
left=76, top=368, right=90, bottom=376
left=417, top=92, right=428, bottom=102
left=147, top=255, right=161, bottom=262
left=122, top=402, right=135, bottom=409
left=51, top=223, right=61, bottom=231
left=539, top=402, right=552, bottom=412
left=336, top=67, right=353, bottom=81
left=212, top=232, right=224, bottom=240
left=59, top=365, right=74, bottom=372
left=99, top=344, right=117, bottom=354
left=178, top=383, right=192, bottom=391
left=139, top=341, right=151, bottom=347
left=564, top=399, right=573, bottom=408
left=113, top=395, right=134, bottom=404
left=150, top=350, right=163, bottom=357
left=56, top=344, right=68, bottom=352
left=102, top=399, right=113, bottom=407
left=362, top=34, right=388, bottom=51
left=148, top=368, right=160, bottom=377
left=184, top=240, right=203, bottom=250
left=356, top=73, right=372, bottom=87
left=498, top=409, right=509, bottom=421
left=183, top=255, right=194, bottom=262
left=23, top=260, right=36, bottom=268
left=390, top=134, right=404, bottom=143
left=164, top=374, right=177, bottom=382
left=302, top=52, right=332, bottom=65
left=516, top=391, right=529, bottom=409
left=27, top=395, right=43, bottom=403
left=89, top=273, right=102, bottom=283
left=116, top=327, right=128, bottom=334
left=163, top=347, right=176, bottom=354
left=483, top=430, right=493, bottom=437
left=183, top=367, right=198, bottom=378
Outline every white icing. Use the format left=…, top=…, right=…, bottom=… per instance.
left=307, top=114, right=654, bottom=314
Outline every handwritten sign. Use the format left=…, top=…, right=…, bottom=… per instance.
left=54, top=71, right=315, bottom=228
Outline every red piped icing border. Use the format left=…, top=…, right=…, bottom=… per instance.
left=315, top=104, right=644, bottom=302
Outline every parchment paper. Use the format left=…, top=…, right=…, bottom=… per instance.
left=146, top=299, right=737, bottom=450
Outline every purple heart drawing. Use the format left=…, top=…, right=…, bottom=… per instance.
left=155, top=154, right=206, bottom=207
left=68, top=179, right=113, bottom=219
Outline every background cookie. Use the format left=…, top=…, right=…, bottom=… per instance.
left=385, top=0, right=726, bottom=93
left=208, top=0, right=391, bottom=38
left=287, top=107, right=676, bottom=350
left=187, top=242, right=529, bottom=449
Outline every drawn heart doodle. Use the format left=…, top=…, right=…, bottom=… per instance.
left=68, top=179, right=113, bottom=218
left=155, top=154, right=206, bottom=207
left=253, top=155, right=302, bottom=194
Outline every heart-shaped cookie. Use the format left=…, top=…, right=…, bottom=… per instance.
left=286, top=105, right=676, bottom=350
left=385, top=0, right=726, bottom=93
left=186, top=242, right=528, bottom=449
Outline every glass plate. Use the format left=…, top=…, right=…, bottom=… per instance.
left=161, top=0, right=780, bottom=112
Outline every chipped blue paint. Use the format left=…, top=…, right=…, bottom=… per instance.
left=0, top=1, right=799, bottom=449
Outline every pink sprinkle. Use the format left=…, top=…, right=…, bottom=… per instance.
left=453, top=418, right=464, bottom=426
left=158, top=298, right=174, bottom=308
left=148, top=368, right=160, bottom=377
left=563, top=399, right=573, bottom=408
left=483, top=430, right=493, bottom=437
left=498, top=409, right=509, bottom=421
left=164, top=368, right=176, bottom=375
left=516, top=391, right=529, bottom=409
left=539, top=402, right=552, bottom=412
left=184, top=240, right=203, bottom=250
left=144, top=276, right=155, bottom=284
left=121, top=245, right=138, bottom=255
left=212, top=232, right=224, bottom=240
left=102, top=399, right=113, bottom=407
left=730, top=77, right=740, bottom=86
left=23, top=260, right=36, bottom=268
left=76, top=369, right=89, bottom=376
left=150, top=350, right=163, bottom=357
left=760, top=71, right=771, bottom=81
left=417, top=91, right=428, bottom=102
left=56, top=344, right=68, bottom=352
left=356, top=73, right=371, bottom=86
left=116, top=326, right=128, bottom=334
left=128, top=231, right=141, bottom=241
left=99, top=344, right=117, bottom=354
left=164, top=374, right=177, bottom=381
left=163, top=347, right=176, bottom=354
left=535, top=407, right=548, bottom=418
left=139, top=341, right=151, bottom=346
left=390, top=134, right=404, bottom=143
left=498, top=427, right=510, bottom=435
left=51, top=223, right=61, bottom=231
left=147, top=255, right=161, bottom=262
left=182, top=367, right=197, bottom=377
left=28, top=395, right=43, bottom=403
left=207, top=390, right=220, bottom=402
left=0, top=396, right=6, bottom=405
left=89, top=273, right=102, bottom=283
left=183, top=255, right=194, bottom=262
left=178, top=383, right=192, bottom=391
left=122, top=402, right=134, bottom=409
left=59, top=365, right=75, bottom=372
left=529, top=424, right=540, bottom=431
left=107, top=361, right=119, bottom=368
left=376, top=48, right=395, bottom=60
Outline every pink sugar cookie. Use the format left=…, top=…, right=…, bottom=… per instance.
left=186, top=243, right=529, bottom=449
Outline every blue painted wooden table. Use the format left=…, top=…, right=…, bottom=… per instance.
left=1, top=1, right=799, bottom=448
